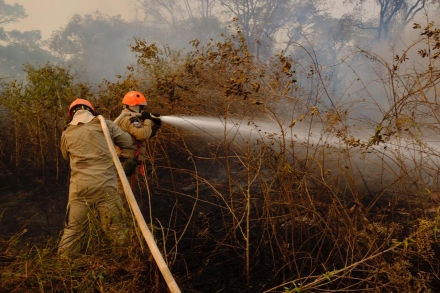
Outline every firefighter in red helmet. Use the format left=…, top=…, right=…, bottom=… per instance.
left=115, top=91, right=161, bottom=195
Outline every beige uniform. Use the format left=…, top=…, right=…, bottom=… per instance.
left=58, top=110, right=132, bottom=257
left=115, top=108, right=154, bottom=163
left=115, top=109, right=160, bottom=198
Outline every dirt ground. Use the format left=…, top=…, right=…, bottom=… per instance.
left=0, top=171, right=263, bottom=292
left=0, top=180, right=67, bottom=245
left=2, top=165, right=440, bottom=293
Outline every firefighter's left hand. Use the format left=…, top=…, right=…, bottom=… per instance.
left=140, top=111, right=161, bottom=121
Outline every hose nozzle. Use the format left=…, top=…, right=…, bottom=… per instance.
left=150, top=113, right=161, bottom=120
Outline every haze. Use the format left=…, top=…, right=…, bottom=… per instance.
left=3, top=0, right=141, bottom=38
left=1, top=0, right=438, bottom=89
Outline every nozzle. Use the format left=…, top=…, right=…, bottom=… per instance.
left=150, top=113, right=161, bottom=120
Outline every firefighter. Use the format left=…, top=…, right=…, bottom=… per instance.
left=58, top=98, right=132, bottom=257
left=115, top=91, right=161, bottom=194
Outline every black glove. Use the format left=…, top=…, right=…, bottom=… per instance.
left=152, top=113, right=162, bottom=126
left=140, top=111, right=153, bottom=120
left=121, top=157, right=137, bottom=176
left=140, top=111, right=161, bottom=120
left=141, top=111, right=162, bottom=125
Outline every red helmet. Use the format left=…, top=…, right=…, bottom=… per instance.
left=122, top=91, right=147, bottom=106
left=68, top=98, right=95, bottom=117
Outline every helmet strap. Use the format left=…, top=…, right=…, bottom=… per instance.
left=71, top=105, right=93, bottom=116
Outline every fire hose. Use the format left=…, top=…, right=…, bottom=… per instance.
left=98, top=115, right=181, bottom=293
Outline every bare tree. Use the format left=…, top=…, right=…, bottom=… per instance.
left=136, top=0, right=333, bottom=59
left=218, top=0, right=334, bottom=59
left=342, top=0, right=429, bottom=42
left=218, top=0, right=296, bottom=59
left=137, top=0, right=197, bottom=27
left=198, top=0, right=217, bottom=17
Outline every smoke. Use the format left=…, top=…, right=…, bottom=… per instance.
left=2, top=0, right=438, bottom=85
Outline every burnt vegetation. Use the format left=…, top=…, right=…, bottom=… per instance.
left=1, top=7, right=440, bottom=293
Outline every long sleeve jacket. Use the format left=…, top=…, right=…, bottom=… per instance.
left=61, top=111, right=132, bottom=192
left=115, top=109, right=153, bottom=162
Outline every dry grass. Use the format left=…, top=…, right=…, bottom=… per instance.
left=1, top=20, right=440, bottom=292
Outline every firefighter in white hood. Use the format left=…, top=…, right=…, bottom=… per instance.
left=58, top=98, right=132, bottom=257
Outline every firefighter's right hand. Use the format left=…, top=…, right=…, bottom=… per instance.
left=140, top=111, right=152, bottom=120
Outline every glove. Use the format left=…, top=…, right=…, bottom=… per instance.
left=140, top=111, right=161, bottom=120
left=141, top=111, right=162, bottom=125
left=121, top=157, right=137, bottom=176
left=140, top=111, right=153, bottom=120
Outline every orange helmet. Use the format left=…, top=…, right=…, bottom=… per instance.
left=122, top=91, right=147, bottom=106
left=68, top=98, right=95, bottom=117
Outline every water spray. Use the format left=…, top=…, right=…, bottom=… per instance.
left=115, top=111, right=440, bottom=199
left=160, top=115, right=440, bottom=192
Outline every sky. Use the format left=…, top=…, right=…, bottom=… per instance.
left=3, top=0, right=143, bottom=39
left=3, top=0, right=356, bottom=41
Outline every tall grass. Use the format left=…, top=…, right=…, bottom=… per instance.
left=0, top=20, right=440, bottom=292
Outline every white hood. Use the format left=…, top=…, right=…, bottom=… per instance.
left=70, top=110, right=95, bottom=125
